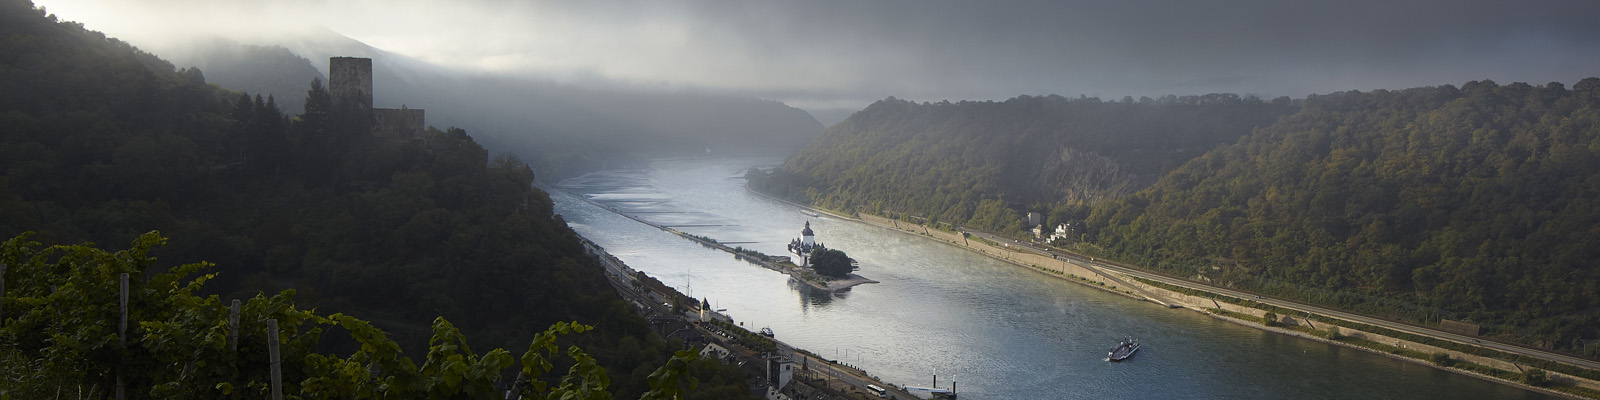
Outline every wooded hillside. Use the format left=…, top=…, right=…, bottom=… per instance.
left=0, top=1, right=754, bottom=397
left=752, top=75, right=1600, bottom=356
left=1083, top=79, right=1600, bottom=354
left=752, top=93, right=1297, bottom=233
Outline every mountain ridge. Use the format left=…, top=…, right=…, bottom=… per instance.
left=159, top=32, right=825, bottom=179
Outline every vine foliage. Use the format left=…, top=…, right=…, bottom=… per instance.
left=0, top=231, right=698, bottom=399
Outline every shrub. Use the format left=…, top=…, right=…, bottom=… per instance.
left=1523, top=368, right=1549, bottom=386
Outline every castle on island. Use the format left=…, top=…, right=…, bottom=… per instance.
left=787, top=221, right=822, bottom=267
left=328, top=57, right=425, bottom=140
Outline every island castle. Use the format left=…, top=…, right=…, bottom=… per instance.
left=787, top=221, right=821, bottom=267
left=328, top=57, right=425, bottom=140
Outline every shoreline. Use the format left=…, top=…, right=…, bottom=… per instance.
left=577, top=235, right=916, bottom=399
left=743, top=185, right=1598, bottom=400
left=1203, top=311, right=1583, bottom=400
left=745, top=186, right=1162, bottom=303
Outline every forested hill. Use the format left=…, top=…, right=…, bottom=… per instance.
left=1083, top=80, right=1600, bottom=354
left=160, top=40, right=325, bottom=114
left=159, top=35, right=825, bottom=180
left=751, top=94, right=1297, bottom=232
left=750, top=79, right=1600, bottom=356
left=0, top=2, right=749, bottom=397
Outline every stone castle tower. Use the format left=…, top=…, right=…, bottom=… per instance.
left=329, top=57, right=372, bottom=110
left=327, top=57, right=424, bottom=140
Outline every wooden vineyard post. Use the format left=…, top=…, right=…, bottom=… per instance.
left=117, top=273, right=128, bottom=400
left=267, top=319, right=282, bottom=400
left=1, top=260, right=7, bottom=321
left=229, top=299, right=240, bottom=351
left=505, top=370, right=524, bottom=400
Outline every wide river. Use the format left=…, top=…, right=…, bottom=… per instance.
left=550, top=156, right=1550, bottom=400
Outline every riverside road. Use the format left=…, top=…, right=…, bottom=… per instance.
left=961, top=229, right=1600, bottom=372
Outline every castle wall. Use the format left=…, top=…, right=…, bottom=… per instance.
left=374, top=107, right=425, bottom=140
left=329, top=57, right=425, bottom=141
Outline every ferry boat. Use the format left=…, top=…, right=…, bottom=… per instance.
left=904, top=386, right=956, bottom=399
left=1106, top=338, right=1140, bottom=361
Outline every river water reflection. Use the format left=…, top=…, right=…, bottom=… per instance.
left=551, top=156, right=1549, bottom=400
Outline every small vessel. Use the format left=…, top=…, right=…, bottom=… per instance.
left=904, top=386, right=956, bottom=399
left=759, top=327, right=775, bottom=338
left=1106, top=338, right=1140, bottom=361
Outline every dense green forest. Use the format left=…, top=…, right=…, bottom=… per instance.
left=0, top=1, right=754, bottom=397
left=750, top=93, right=1298, bottom=233
left=1082, top=80, right=1600, bottom=354
left=752, top=76, right=1600, bottom=357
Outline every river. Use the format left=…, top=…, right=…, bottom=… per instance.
left=550, top=155, right=1551, bottom=400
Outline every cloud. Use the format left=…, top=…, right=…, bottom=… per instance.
left=32, top=0, right=1600, bottom=111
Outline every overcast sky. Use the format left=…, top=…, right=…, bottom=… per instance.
left=33, top=0, right=1600, bottom=111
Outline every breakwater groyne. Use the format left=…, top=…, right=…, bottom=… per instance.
left=552, top=185, right=876, bottom=293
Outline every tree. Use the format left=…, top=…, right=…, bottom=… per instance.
left=811, top=248, right=853, bottom=278
left=1523, top=368, right=1549, bottom=386
left=296, top=77, right=335, bottom=176
left=1261, top=311, right=1278, bottom=327
left=1572, top=78, right=1599, bottom=105
left=247, top=94, right=288, bottom=173
left=1430, top=352, right=1453, bottom=367
left=179, top=66, right=205, bottom=86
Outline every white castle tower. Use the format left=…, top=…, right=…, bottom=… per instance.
left=788, top=221, right=819, bottom=267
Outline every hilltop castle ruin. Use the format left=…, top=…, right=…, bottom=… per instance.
left=328, top=57, right=425, bottom=140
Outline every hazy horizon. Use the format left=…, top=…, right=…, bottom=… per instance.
left=32, top=0, right=1600, bottom=114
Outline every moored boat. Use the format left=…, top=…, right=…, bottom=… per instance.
left=904, top=386, right=956, bottom=399
left=1106, top=338, right=1140, bottom=361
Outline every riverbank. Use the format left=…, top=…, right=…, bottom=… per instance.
left=1204, top=309, right=1585, bottom=400
left=881, top=216, right=1600, bottom=399
left=577, top=235, right=917, bottom=399
left=745, top=187, right=1600, bottom=399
